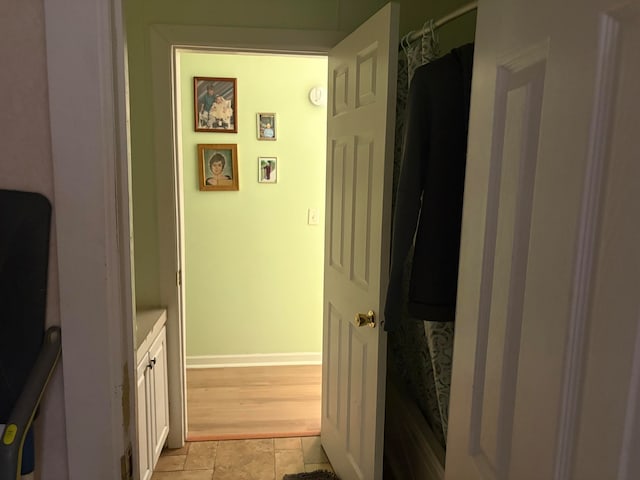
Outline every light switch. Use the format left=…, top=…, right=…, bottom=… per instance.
left=308, top=208, right=320, bottom=225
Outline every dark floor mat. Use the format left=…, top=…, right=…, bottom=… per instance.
left=283, top=470, right=340, bottom=480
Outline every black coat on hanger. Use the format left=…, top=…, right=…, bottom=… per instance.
left=384, top=43, right=474, bottom=331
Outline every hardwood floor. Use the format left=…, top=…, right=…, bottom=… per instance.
left=187, top=365, right=321, bottom=441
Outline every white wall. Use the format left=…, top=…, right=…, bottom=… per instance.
left=0, top=1, right=68, bottom=478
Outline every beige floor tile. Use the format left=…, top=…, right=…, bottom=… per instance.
left=305, top=463, right=334, bottom=473
left=152, top=470, right=213, bottom=480
left=275, top=449, right=305, bottom=478
left=155, top=454, right=186, bottom=471
left=210, top=465, right=253, bottom=480
left=274, top=437, right=302, bottom=450
left=162, top=444, right=190, bottom=456
left=214, top=439, right=275, bottom=480
left=184, top=441, right=218, bottom=470
left=301, top=436, right=328, bottom=464
left=153, top=437, right=334, bottom=480
left=215, top=439, right=274, bottom=464
left=212, top=463, right=274, bottom=480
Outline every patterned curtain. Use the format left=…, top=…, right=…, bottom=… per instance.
left=387, top=22, right=455, bottom=449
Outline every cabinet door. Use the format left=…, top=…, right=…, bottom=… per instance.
left=149, top=326, right=170, bottom=464
left=136, top=357, right=152, bottom=480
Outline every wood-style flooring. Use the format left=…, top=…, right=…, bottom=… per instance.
left=187, top=365, right=321, bottom=441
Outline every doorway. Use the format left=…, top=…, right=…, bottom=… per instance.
left=173, top=48, right=329, bottom=441
left=140, top=26, right=341, bottom=448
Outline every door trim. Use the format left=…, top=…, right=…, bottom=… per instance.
left=553, top=14, right=621, bottom=478
left=150, top=24, right=342, bottom=446
left=44, top=0, right=134, bottom=476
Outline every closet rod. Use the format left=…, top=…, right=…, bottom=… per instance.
left=403, top=1, right=478, bottom=45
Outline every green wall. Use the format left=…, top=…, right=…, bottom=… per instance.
left=125, top=0, right=476, bottom=310
left=180, top=52, right=327, bottom=356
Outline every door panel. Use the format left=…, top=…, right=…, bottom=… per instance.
left=150, top=328, right=169, bottom=464
left=321, top=3, right=399, bottom=480
left=572, top=6, right=640, bottom=479
left=447, top=1, right=640, bottom=479
left=468, top=46, right=547, bottom=477
left=136, top=358, right=152, bottom=480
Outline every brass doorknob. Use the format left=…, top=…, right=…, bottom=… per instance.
left=354, top=310, right=376, bottom=328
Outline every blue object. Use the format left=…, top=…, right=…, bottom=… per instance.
left=20, top=428, right=34, bottom=475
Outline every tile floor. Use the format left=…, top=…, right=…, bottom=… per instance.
left=152, top=436, right=333, bottom=480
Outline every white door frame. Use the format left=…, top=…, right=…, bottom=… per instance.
left=149, top=24, right=343, bottom=446
left=44, top=0, right=136, bottom=477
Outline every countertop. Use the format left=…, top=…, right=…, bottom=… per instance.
left=136, top=308, right=167, bottom=363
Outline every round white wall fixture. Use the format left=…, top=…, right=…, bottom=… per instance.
left=309, top=86, right=327, bottom=106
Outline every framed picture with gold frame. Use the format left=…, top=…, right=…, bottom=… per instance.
left=197, top=144, right=239, bottom=191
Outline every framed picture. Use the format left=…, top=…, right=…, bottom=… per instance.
left=258, top=157, right=277, bottom=183
left=257, top=113, right=277, bottom=140
left=194, top=77, right=237, bottom=133
left=198, top=144, right=239, bottom=191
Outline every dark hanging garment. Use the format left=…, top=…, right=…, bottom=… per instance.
left=384, top=43, right=474, bottom=331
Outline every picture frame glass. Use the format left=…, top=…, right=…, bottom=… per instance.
left=257, top=113, right=276, bottom=140
left=198, top=144, right=239, bottom=191
left=195, top=77, right=237, bottom=133
left=258, top=157, right=277, bottom=183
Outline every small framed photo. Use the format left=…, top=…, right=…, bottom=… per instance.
left=258, top=157, right=277, bottom=183
left=194, top=77, right=237, bottom=133
left=257, top=113, right=277, bottom=140
left=198, top=144, right=239, bottom=191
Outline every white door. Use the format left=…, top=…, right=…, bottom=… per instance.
left=321, top=3, right=399, bottom=480
left=136, top=357, right=152, bottom=480
left=447, top=0, right=640, bottom=479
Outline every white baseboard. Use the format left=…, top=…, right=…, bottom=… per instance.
left=186, top=352, right=322, bottom=369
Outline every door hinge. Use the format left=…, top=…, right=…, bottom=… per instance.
left=176, top=269, right=182, bottom=287
left=121, top=444, right=133, bottom=480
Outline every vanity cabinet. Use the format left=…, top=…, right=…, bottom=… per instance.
left=136, top=310, right=169, bottom=480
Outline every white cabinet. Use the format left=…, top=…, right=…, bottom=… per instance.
left=136, top=311, right=169, bottom=479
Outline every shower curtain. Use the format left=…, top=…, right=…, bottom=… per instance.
left=387, top=24, right=456, bottom=449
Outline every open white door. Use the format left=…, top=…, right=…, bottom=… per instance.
left=447, top=0, right=640, bottom=479
left=321, top=3, right=399, bottom=480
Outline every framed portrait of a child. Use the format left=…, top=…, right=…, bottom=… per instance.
left=194, top=77, right=238, bottom=133
left=198, top=144, right=239, bottom=191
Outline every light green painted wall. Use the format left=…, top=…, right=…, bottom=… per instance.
left=125, top=0, right=476, bottom=309
left=126, top=0, right=161, bottom=307
left=180, top=52, right=327, bottom=356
